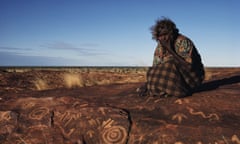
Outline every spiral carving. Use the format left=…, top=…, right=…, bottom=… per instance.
left=102, top=126, right=127, bottom=144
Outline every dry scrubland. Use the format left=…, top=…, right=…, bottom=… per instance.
left=0, top=67, right=235, bottom=91
left=0, top=67, right=148, bottom=91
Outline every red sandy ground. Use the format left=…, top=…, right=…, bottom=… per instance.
left=0, top=67, right=240, bottom=144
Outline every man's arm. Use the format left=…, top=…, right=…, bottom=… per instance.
left=160, top=40, right=191, bottom=69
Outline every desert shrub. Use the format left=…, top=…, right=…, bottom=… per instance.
left=33, top=79, right=48, bottom=90
left=63, top=73, right=84, bottom=88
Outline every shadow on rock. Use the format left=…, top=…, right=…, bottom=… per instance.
left=194, top=75, right=240, bottom=92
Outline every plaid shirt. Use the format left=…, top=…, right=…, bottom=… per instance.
left=147, top=34, right=205, bottom=97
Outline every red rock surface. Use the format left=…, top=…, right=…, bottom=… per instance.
left=0, top=67, right=240, bottom=143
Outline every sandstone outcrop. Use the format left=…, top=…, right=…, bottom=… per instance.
left=0, top=67, right=239, bottom=143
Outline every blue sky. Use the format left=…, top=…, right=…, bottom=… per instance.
left=0, top=0, right=239, bottom=67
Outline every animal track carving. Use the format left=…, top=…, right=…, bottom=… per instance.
left=54, top=111, right=84, bottom=139
left=87, top=130, right=95, bottom=138
left=102, top=118, right=114, bottom=128
left=186, top=107, right=220, bottom=121
left=55, top=123, right=75, bottom=139
left=232, top=134, right=240, bottom=144
left=55, top=111, right=82, bottom=127
left=174, top=99, right=190, bottom=105
left=171, top=113, right=188, bottom=124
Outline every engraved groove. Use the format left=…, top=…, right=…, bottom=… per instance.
left=102, top=126, right=127, bottom=144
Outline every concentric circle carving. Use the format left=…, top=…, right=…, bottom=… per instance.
left=29, top=107, right=49, bottom=120
left=102, top=125, right=127, bottom=144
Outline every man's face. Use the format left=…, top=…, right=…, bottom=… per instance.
left=158, top=32, right=172, bottom=45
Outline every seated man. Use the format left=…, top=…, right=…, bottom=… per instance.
left=139, top=18, right=205, bottom=98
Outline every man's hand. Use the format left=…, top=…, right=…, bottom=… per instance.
left=159, top=34, right=190, bottom=69
left=158, top=34, right=174, bottom=52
